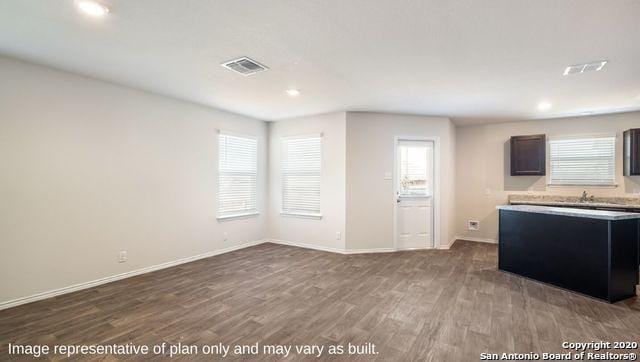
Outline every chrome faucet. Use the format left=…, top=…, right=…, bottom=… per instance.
left=580, top=191, right=595, bottom=203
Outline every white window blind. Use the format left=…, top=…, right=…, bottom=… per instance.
left=549, top=136, right=616, bottom=186
left=218, top=133, right=258, bottom=218
left=282, top=135, right=321, bottom=217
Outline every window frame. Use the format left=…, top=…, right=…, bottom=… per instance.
left=547, top=134, right=617, bottom=187
left=280, top=133, right=323, bottom=220
left=217, top=131, right=259, bottom=221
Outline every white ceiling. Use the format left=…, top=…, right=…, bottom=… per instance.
left=1, top=0, right=639, bottom=124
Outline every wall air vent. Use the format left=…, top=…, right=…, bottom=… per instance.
left=563, top=60, right=608, bottom=76
left=221, top=57, right=268, bottom=76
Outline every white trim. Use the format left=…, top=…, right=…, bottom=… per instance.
left=439, top=237, right=458, bottom=250
left=455, top=236, right=498, bottom=244
left=279, top=212, right=323, bottom=220
left=217, top=212, right=259, bottom=221
left=547, top=183, right=618, bottom=188
left=0, top=239, right=268, bottom=311
left=393, top=136, right=440, bottom=250
left=268, top=239, right=401, bottom=254
left=217, top=129, right=258, bottom=140
left=268, top=239, right=345, bottom=254
left=342, top=248, right=398, bottom=254
left=398, top=194, right=432, bottom=199
left=392, top=246, right=436, bottom=251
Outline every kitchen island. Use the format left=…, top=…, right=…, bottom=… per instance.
left=497, top=205, right=640, bottom=303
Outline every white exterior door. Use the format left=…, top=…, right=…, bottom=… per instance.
left=396, top=140, right=434, bottom=249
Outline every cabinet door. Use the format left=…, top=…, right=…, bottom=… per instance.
left=510, top=135, right=546, bottom=176
left=624, top=129, right=640, bottom=176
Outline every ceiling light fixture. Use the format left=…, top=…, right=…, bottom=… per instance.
left=285, top=89, right=301, bottom=97
left=537, top=102, right=552, bottom=111
left=563, top=60, right=608, bottom=76
left=76, top=0, right=109, bottom=17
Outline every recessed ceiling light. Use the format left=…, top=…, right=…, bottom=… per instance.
left=76, top=0, right=109, bottom=17
left=285, top=89, right=300, bottom=97
left=537, top=102, right=552, bottom=111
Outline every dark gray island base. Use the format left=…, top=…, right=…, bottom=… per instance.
left=497, top=205, right=640, bottom=303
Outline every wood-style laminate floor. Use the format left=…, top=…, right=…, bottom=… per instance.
left=1, top=241, right=640, bottom=361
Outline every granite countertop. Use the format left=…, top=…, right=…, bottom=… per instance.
left=509, top=199, right=640, bottom=209
left=497, top=204, right=640, bottom=221
left=508, top=194, right=640, bottom=209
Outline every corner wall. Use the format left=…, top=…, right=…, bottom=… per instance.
left=345, top=112, right=457, bottom=250
left=267, top=112, right=347, bottom=251
left=0, top=57, right=268, bottom=305
left=1, top=57, right=458, bottom=307
left=455, top=111, right=640, bottom=242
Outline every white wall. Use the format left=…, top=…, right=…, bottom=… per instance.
left=345, top=112, right=457, bottom=250
left=267, top=112, right=347, bottom=251
left=455, top=111, right=640, bottom=241
left=6, top=54, right=637, bottom=307
left=0, top=57, right=268, bottom=305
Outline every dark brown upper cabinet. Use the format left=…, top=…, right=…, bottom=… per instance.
left=624, top=128, right=640, bottom=176
left=510, top=134, right=546, bottom=176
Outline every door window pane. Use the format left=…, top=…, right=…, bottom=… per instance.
left=399, top=141, right=430, bottom=196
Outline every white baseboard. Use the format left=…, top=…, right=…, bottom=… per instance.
left=342, top=247, right=397, bottom=254
left=439, top=237, right=457, bottom=249
left=268, top=239, right=346, bottom=254
left=455, top=236, right=498, bottom=244
left=0, top=239, right=268, bottom=311
left=267, top=239, right=397, bottom=254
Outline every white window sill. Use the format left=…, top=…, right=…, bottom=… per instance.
left=217, top=212, right=259, bottom=221
left=399, top=194, right=432, bottom=199
left=547, top=183, right=618, bottom=188
left=280, top=212, right=323, bottom=220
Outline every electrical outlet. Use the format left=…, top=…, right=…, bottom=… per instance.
left=484, top=188, right=491, bottom=196
left=223, top=232, right=228, bottom=241
left=118, top=251, right=127, bottom=263
left=468, top=220, right=480, bottom=231
left=384, top=172, right=392, bottom=180
left=336, top=231, right=341, bottom=240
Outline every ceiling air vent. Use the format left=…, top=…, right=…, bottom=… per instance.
left=221, top=57, right=268, bottom=76
left=563, top=60, right=608, bottom=76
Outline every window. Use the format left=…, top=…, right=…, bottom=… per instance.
left=218, top=132, right=258, bottom=219
left=398, top=140, right=431, bottom=196
left=549, top=136, right=616, bottom=186
left=282, top=135, right=321, bottom=218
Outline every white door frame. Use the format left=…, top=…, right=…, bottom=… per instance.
left=392, top=136, right=440, bottom=250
